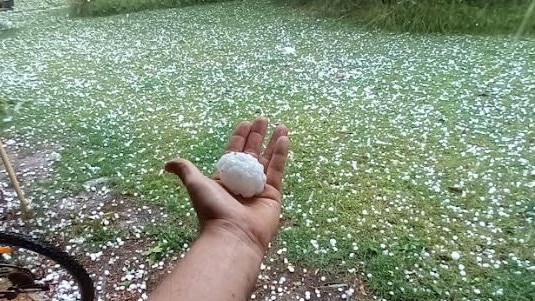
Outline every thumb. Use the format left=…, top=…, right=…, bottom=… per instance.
left=165, top=159, right=222, bottom=221
left=165, top=159, right=206, bottom=189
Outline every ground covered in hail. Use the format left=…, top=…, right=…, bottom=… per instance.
left=1, top=0, right=535, bottom=300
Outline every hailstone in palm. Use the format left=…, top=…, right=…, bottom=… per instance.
left=216, top=152, right=266, bottom=198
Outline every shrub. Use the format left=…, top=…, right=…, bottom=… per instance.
left=0, top=99, right=6, bottom=118
left=70, top=0, right=230, bottom=17
left=275, top=0, right=535, bottom=35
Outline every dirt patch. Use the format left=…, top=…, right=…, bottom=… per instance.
left=251, top=247, right=369, bottom=301
left=82, top=237, right=154, bottom=301
left=0, top=140, right=60, bottom=185
left=144, top=254, right=180, bottom=296
left=0, top=139, right=60, bottom=218
left=0, top=142, right=168, bottom=300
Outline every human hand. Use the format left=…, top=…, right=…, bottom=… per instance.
left=165, top=118, right=289, bottom=254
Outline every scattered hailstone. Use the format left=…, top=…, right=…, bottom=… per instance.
left=281, top=46, right=296, bottom=55
left=216, top=152, right=266, bottom=198
left=451, top=251, right=461, bottom=260
left=4, top=139, right=16, bottom=146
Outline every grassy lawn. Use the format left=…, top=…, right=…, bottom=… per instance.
left=2, top=0, right=535, bottom=300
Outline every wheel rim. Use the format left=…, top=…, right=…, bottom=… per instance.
left=1, top=246, right=85, bottom=301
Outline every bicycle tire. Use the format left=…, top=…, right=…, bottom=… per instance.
left=0, top=232, right=95, bottom=301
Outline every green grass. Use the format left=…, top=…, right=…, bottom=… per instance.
left=2, top=0, right=535, bottom=299
left=69, top=0, right=229, bottom=16
left=277, top=0, right=535, bottom=35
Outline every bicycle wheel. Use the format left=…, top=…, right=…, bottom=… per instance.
left=0, top=232, right=94, bottom=301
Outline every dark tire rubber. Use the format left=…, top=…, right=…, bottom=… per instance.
left=0, top=232, right=95, bottom=301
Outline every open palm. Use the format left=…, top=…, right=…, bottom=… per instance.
left=165, top=118, right=289, bottom=252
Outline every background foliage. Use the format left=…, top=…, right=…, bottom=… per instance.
left=70, top=0, right=229, bottom=17
left=274, top=0, right=535, bottom=35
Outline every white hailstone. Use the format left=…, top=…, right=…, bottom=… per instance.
left=281, top=46, right=296, bottom=55
left=451, top=251, right=461, bottom=260
left=330, top=238, right=337, bottom=247
left=216, top=152, right=266, bottom=198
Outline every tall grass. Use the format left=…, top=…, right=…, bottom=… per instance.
left=70, top=0, right=229, bottom=17
left=516, top=0, right=535, bottom=36
left=276, top=0, right=535, bottom=35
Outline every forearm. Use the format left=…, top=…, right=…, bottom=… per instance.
left=149, top=225, right=264, bottom=301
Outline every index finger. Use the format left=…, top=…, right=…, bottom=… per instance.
left=261, top=125, right=288, bottom=169
left=266, top=136, right=290, bottom=192
left=225, top=121, right=252, bottom=153
left=243, top=117, right=268, bottom=158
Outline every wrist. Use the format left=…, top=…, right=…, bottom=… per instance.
left=201, top=220, right=267, bottom=258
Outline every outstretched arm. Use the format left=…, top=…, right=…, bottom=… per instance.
left=150, top=118, right=289, bottom=301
